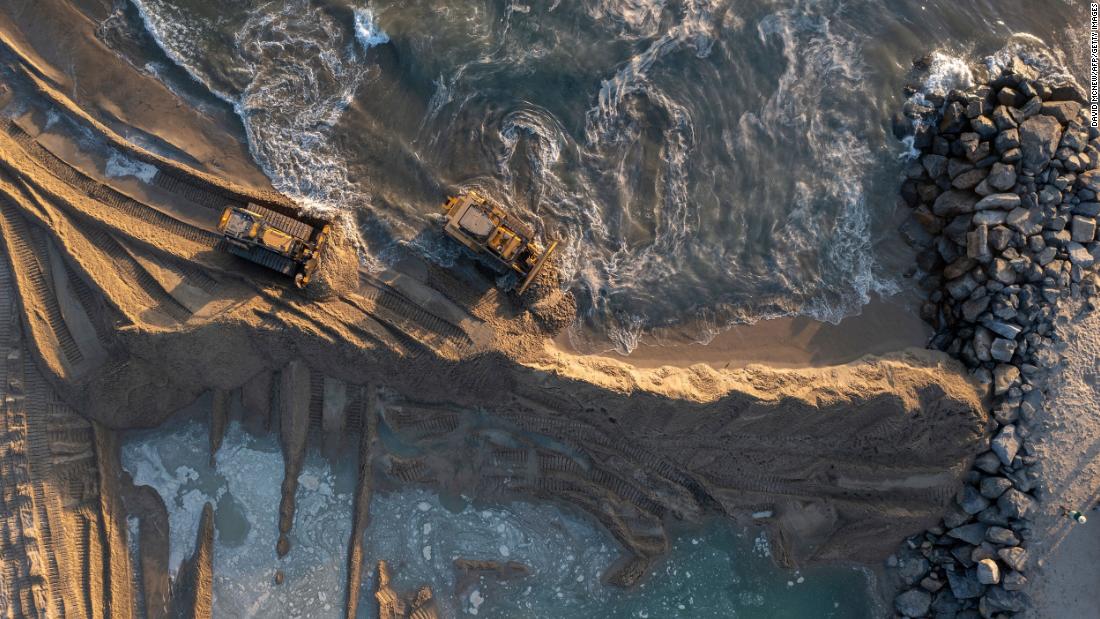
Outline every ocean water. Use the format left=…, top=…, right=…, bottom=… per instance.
left=121, top=418, right=878, bottom=618
left=114, top=0, right=1086, bottom=352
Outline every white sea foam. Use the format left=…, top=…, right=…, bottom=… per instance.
left=105, top=150, right=159, bottom=183
left=353, top=8, right=390, bottom=50
left=921, top=50, right=975, bottom=95
left=131, top=0, right=370, bottom=216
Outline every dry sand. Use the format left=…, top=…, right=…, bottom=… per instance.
left=1023, top=300, right=1100, bottom=619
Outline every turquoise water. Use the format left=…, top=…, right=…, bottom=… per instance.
left=121, top=417, right=876, bottom=618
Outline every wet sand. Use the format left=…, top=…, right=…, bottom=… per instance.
left=559, top=292, right=932, bottom=370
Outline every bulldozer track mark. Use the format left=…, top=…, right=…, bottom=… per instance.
left=308, top=369, right=324, bottom=430
left=63, top=261, right=118, bottom=351
left=357, top=282, right=473, bottom=356
left=385, top=457, right=432, bottom=484
left=423, top=265, right=505, bottom=316
left=3, top=120, right=220, bottom=250
left=82, top=226, right=192, bottom=323
left=0, top=200, right=85, bottom=366
left=152, top=169, right=239, bottom=212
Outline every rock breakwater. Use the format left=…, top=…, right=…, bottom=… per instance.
left=890, top=55, right=1099, bottom=618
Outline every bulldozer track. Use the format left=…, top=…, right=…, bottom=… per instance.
left=241, top=202, right=315, bottom=241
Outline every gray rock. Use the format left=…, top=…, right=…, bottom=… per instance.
left=922, top=153, right=948, bottom=178
left=1041, top=100, right=1080, bottom=124
left=995, top=128, right=1021, bottom=153
left=1074, top=201, right=1100, bottom=217
left=1036, top=245, right=1059, bottom=266
left=898, top=553, right=931, bottom=586
left=990, top=337, right=1017, bottom=362
left=948, top=157, right=975, bottom=179
left=997, top=547, right=1028, bottom=571
left=997, top=87, right=1021, bottom=107
left=974, top=451, right=1003, bottom=474
left=944, top=503, right=974, bottom=529
left=973, top=327, right=993, bottom=362
left=972, top=115, right=998, bottom=139
left=990, top=258, right=1016, bottom=284
left=933, top=189, right=978, bottom=216
left=1067, top=241, right=1096, bottom=267
left=940, top=101, right=968, bottom=134
left=1006, top=206, right=1035, bottom=234
left=997, top=488, right=1037, bottom=520
left=1079, top=169, right=1100, bottom=193
left=976, top=558, right=1001, bottom=585
left=958, top=484, right=991, bottom=515
left=982, top=585, right=1026, bottom=613
left=985, top=526, right=1020, bottom=546
left=993, top=106, right=1018, bottom=130
left=983, top=319, right=1022, bottom=339
left=895, top=588, right=932, bottom=618
left=1002, top=571, right=1028, bottom=591
left=1019, top=95, right=1042, bottom=118
left=992, top=425, right=1021, bottom=465
left=947, top=523, right=990, bottom=545
left=989, top=225, right=1013, bottom=251
left=980, top=477, right=1014, bottom=500
left=1039, top=184, right=1063, bottom=204
left=947, top=568, right=985, bottom=599
left=1020, top=115, right=1064, bottom=170
left=975, top=193, right=1021, bottom=210
left=946, top=273, right=979, bottom=300
left=944, top=256, right=977, bottom=280
left=987, top=162, right=1017, bottom=191
left=993, top=365, right=1020, bottom=396
left=961, top=295, right=991, bottom=322
left=967, top=225, right=990, bottom=260
left=920, top=575, right=944, bottom=593
left=970, top=541, right=998, bottom=563
left=953, top=168, right=988, bottom=190
left=977, top=505, right=1012, bottom=527
left=1071, top=215, right=1097, bottom=242
left=973, top=209, right=1007, bottom=226
left=1002, top=147, right=1022, bottom=163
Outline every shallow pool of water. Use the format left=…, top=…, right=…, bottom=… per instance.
left=121, top=418, right=877, bottom=617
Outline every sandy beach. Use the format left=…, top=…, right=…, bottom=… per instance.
left=0, top=1, right=1097, bottom=618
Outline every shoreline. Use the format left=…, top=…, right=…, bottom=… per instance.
left=556, top=292, right=933, bottom=371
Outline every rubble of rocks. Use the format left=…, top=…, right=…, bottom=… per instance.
left=889, top=57, right=1099, bottom=618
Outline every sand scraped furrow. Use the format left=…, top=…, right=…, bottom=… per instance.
left=0, top=192, right=84, bottom=372
left=0, top=126, right=219, bottom=260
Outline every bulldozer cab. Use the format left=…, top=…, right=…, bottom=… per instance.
left=441, top=190, right=558, bottom=295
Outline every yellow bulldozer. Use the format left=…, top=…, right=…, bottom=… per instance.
left=218, top=204, right=331, bottom=288
left=441, top=191, right=557, bottom=295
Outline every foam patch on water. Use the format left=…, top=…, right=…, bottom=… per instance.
left=920, top=50, right=975, bottom=95
left=353, top=8, right=390, bottom=49
left=131, top=0, right=371, bottom=215
left=105, top=150, right=159, bottom=183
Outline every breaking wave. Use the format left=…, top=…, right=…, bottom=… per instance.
left=130, top=0, right=385, bottom=214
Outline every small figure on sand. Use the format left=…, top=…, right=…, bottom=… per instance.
left=1062, top=507, right=1087, bottom=524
